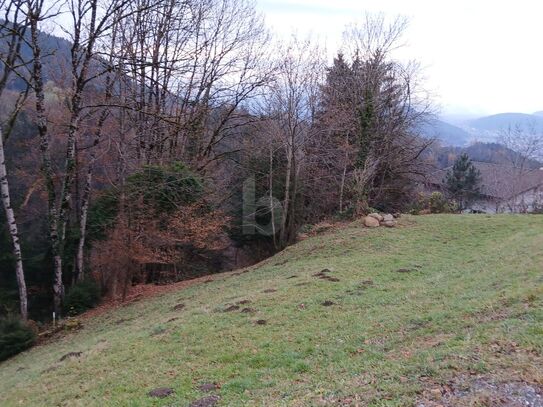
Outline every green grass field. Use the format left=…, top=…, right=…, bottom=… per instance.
left=1, top=215, right=542, bottom=406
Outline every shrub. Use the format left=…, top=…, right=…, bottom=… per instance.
left=87, top=190, right=119, bottom=242
left=428, top=192, right=457, bottom=213
left=408, top=193, right=425, bottom=215
left=410, top=192, right=458, bottom=214
left=63, top=279, right=101, bottom=316
left=0, top=316, right=36, bottom=361
left=127, top=162, right=203, bottom=213
left=0, top=288, right=18, bottom=318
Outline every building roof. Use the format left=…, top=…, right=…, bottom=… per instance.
left=426, top=161, right=543, bottom=200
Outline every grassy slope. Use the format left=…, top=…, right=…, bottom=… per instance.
left=1, top=215, right=542, bottom=406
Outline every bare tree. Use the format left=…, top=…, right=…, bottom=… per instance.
left=258, top=38, right=324, bottom=248
left=0, top=0, right=30, bottom=319
left=499, top=123, right=543, bottom=169
left=112, top=0, right=271, bottom=168
left=26, top=0, right=132, bottom=315
left=498, top=124, right=543, bottom=212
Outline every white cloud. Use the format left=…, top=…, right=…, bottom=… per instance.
left=256, top=0, right=543, bottom=116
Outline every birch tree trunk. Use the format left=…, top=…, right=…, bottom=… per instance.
left=279, top=139, right=293, bottom=248
left=75, top=64, right=113, bottom=281
left=29, top=10, right=63, bottom=316
left=339, top=164, right=347, bottom=213
left=269, top=142, right=277, bottom=248
left=0, top=128, right=28, bottom=320
left=75, top=167, right=91, bottom=282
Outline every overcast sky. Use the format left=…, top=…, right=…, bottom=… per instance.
left=256, top=0, right=543, bottom=117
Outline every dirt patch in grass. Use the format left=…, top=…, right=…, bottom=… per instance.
left=148, top=387, right=174, bottom=398
left=346, top=280, right=374, bottom=295
left=114, top=318, right=132, bottom=325
left=320, top=276, right=340, bottom=282
left=312, top=269, right=331, bottom=277
left=172, top=303, right=185, bottom=311
left=59, top=352, right=82, bottom=362
left=471, top=307, right=512, bottom=323
left=262, top=288, right=277, bottom=293
left=236, top=299, right=251, bottom=305
left=321, top=300, right=335, bottom=307
left=395, top=265, right=422, bottom=274
left=223, top=305, right=240, bottom=312
left=241, top=308, right=256, bottom=313
left=417, top=376, right=543, bottom=407
left=255, top=319, right=267, bottom=325
left=313, top=270, right=340, bottom=282
left=42, top=366, right=58, bottom=374
left=197, top=382, right=219, bottom=392
left=189, top=395, right=220, bottom=407
left=80, top=273, right=241, bottom=321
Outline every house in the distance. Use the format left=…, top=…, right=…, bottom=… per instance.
left=423, top=162, right=543, bottom=213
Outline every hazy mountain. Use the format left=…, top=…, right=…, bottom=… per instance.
left=0, top=24, right=73, bottom=91
left=467, top=113, right=543, bottom=132
left=440, top=113, right=482, bottom=125
left=533, top=111, right=543, bottom=117
left=427, top=142, right=542, bottom=170
left=417, top=118, right=471, bottom=147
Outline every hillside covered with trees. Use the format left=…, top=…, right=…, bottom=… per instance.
left=1, top=0, right=543, bottom=370
left=1, top=1, right=543, bottom=405
left=1, top=1, right=439, bottom=323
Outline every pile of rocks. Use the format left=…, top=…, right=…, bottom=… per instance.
left=363, top=213, right=399, bottom=228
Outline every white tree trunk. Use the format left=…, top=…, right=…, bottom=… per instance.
left=339, top=163, right=347, bottom=213
left=269, top=144, right=277, bottom=247
left=76, top=166, right=92, bottom=281
left=279, top=140, right=293, bottom=247
left=0, top=128, right=28, bottom=319
left=30, top=16, right=63, bottom=316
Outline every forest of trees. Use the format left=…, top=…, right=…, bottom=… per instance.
left=0, top=0, right=438, bottom=322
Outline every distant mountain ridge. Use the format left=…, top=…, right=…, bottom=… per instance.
left=426, top=141, right=542, bottom=170
left=427, top=112, right=543, bottom=146
left=467, top=113, right=543, bottom=132
left=417, top=118, right=471, bottom=147
left=0, top=22, right=72, bottom=91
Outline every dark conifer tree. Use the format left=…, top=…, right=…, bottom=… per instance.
left=445, top=153, right=482, bottom=210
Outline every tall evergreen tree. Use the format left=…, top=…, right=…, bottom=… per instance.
left=445, top=154, right=482, bottom=210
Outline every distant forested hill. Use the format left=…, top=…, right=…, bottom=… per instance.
left=417, top=118, right=471, bottom=146
left=426, top=141, right=542, bottom=169
left=0, top=23, right=72, bottom=90
left=467, top=113, right=543, bottom=132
